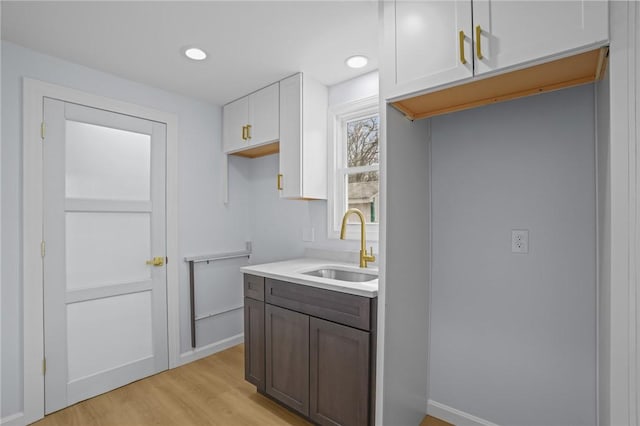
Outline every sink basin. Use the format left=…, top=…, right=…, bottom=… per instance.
left=302, top=267, right=377, bottom=283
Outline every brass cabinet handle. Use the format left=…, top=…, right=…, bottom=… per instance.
left=277, top=173, right=283, bottom=190
left=146, top=256, right=165, bottom=266
left=475, top=25, right=484, bottom=60
left=246, top=124, right=252, bottom=140
left=459, top=30, right=467, bottom=64
left=241, top=125, right=247, bottom=140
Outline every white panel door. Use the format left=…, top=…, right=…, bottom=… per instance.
left=43, top=98, right=168, bottom=413
left=248, top=83, right=279, bottom=146
left=473, top=0, right=609, bottom=75
left=223, top=96, right=249, bottom=153
left=391, top=0, right=473, bottom=99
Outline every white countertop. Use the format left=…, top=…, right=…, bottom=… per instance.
left=241, top=258, right=378, bottom=298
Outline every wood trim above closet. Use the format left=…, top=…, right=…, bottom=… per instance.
left=392, top=47, right=609, bottom=121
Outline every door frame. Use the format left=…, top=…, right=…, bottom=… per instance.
left=22, top=78, right=180, bottom=424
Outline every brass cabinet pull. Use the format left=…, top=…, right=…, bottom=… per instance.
left=246, top=124, right=252, bottom=140
left=475, top=25, right=484, bottom=60
left=459, top=30, right=467, bottom=64
left=277, top=173, right=283, bottom=190
left=241, top=125, right=247, bottom=140
left=146, top=256, right=165, bottom=267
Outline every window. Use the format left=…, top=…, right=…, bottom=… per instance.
left=328, top=96, right=379, bottom=240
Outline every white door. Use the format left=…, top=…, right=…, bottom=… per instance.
left=223, top=96, right=249, bottom=153
left=248, top=83, right=279, bottom=146
left=473, top=0, right=608, bottom=75
left=42, top=98, right=168, bottom=413
left=391, top=0, right=473, bottom=99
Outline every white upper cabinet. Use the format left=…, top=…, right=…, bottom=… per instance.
left=394, top=0, right=473, bottom=98
left=473, top=0, right=609, bottom=75
left=279, top=73, right=328, bottom=200
left=386, top=0, right=609, bottom=101
left=223, top=83, right=279, bottom=154
left=248, top=83, right=279, bottom=145
left=222, top=96, right=249, bottom=153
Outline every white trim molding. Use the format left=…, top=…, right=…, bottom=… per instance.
left=427, top=400, right=499, bottom=426
left=0, top=412, right=25, bottom=426
left=22, top=78, right=180, bottom=424
left=178, top=334, right=244, bottom=366
left=602, top=2, right=640, bottom=425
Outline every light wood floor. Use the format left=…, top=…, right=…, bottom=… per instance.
left=35, top=344, right=310, bottom=426
left=421, top=415, right=453, bottom=426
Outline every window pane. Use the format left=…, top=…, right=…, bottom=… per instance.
left=66, top=120, right=151, bottom=201
left=66, top=212, right=151, bottom=289
left=347, top=115, right=379, bottom=167
left=347, top=171, right=379, bottom=224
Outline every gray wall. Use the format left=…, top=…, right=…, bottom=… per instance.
left=597, top=69, right=610, bottom=426
left=247, top=154, right=309, bottom=264
left=429, top=85, right=597, bottom=425
left=0, top=41, right=252, bottom=418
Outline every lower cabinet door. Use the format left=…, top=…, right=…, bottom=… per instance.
left=265, top=304, right=310, bottom=416
left=244, top=297, right=265, bottom=391
left=310, top=317, right=370, bottom=426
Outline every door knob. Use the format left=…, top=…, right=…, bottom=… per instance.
left=146, top=256, right=165, bottom=266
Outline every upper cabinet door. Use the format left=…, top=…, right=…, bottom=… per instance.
left=278, top=74, right=303, bottom=199
left=473, top=0, right=609, bottom=75
left=223, top=96, right=249, bottom=153
left=391, top=0, right=473, bottom=99
left=248, top=83, right=279, bottom=146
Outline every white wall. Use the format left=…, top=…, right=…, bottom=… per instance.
left=429, top=85, right=597, bottom=426
left=1, top=41, right=251, bottom=419
left=313, top=71, right=380, bottom=253
left=383, top=107, right=431, bottom=426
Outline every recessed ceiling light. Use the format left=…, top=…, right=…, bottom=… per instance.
left=184, top=47, right=207, bottom=61
left=346, top=55, right=368, bottom=69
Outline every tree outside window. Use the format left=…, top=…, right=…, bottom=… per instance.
left=344, top=114, right=379, bottom=224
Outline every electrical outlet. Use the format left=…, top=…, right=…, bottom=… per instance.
left=511, top=229, right=529, bottom=254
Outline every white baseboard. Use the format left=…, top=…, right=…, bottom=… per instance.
left=427, top=400, right=499, bottom=426
left=177, top=333, right=244, bottom=366
left=1, top=412, right=25, bottom=426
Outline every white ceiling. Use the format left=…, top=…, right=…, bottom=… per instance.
left=1, top=1, right=379, bottom=105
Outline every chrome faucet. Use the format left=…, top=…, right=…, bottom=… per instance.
left=340, top=208, right=376, bottom=268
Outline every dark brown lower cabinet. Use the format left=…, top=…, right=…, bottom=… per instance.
left=244, top=275, right=376, bottom=425
left=244, top=297, right=265, bottom=391
left=265, top=304, right=310, bottom=416
left=310, top=317, right=370, bottom=426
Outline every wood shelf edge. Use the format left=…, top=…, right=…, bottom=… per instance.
left=393, top=47, right=609, bottom=121
left=229, top=141, right=279, bottom=158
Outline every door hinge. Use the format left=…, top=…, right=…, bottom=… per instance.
left=41, top=241, right=46, bottom=258
left=41, top=122, right=46, bottom=140
left=43, top=358, right=46, bottom=375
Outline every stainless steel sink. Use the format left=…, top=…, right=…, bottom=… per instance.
left=302, top=268, right=377, bottom=282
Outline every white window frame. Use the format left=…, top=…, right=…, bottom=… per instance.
left=327, top=95, right=379, bottom=241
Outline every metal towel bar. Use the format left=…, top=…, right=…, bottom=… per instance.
left=185, top=242, right=252, bottom=348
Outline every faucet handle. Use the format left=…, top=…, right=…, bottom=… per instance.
left=366, top=246, right=376, bottom=263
